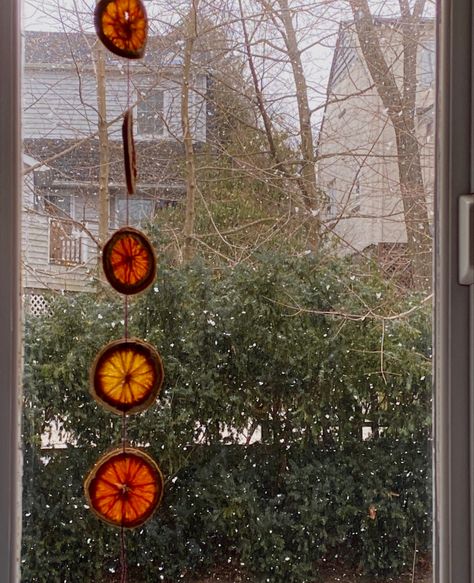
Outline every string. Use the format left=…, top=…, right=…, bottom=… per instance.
left=124, top=296, right=129, bottom=340
left=119, top=24, right=133, bottom=583
left=120, top=523, right=128, bottom=583
left=126, top=57, right=131, bottom=223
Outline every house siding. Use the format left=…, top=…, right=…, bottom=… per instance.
left=318, top=22, right=435, bottom=255
left=24, top=67, right=207, bottom=143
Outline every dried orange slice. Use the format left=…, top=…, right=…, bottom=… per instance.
left=94, top=0, right=148, bottom=60
left=85, top=447, right=164, bottom=528
left=91, top=338, right=164, bottom=415
left=122, top=109, right=137, bottom=195
left=102, top=227, right=156, bottom=295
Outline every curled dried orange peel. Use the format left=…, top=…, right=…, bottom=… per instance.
left=102, top=227, right=156, bottom=295
left=94, top=0, right=148, bottom=59
left=85, top=447, right=164, bottom=528
left=123, top=109, right=137, bottom=195
left=91, top=338, right=164, bottom=415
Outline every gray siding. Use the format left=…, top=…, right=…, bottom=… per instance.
left=24, top=66, right=207, bottom=143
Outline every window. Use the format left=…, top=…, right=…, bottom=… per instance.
left=44, top=192, right=72, bottom=218
left=419, top=39, right=435, bottom=87
left=137, top=88, right=165, bottom=137
left=5, top=1, right=474, bottom=582
left=115, top=197, right=156, bottom=226
left=325, top=178, right=337, bottom=217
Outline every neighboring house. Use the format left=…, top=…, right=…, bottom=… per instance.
left=317, top=18, right=434, bottom=277
left=23, top=31, right=207, bottom=302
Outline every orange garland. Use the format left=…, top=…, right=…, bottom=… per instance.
left=87, top=0, right=163, bottom=563
left=122, top=109, right=137, bottom=195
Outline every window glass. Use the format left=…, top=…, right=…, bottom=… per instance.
left=137, top=89, right=165, bottom=137
left=21, top=1, right=435, bottom=582
left=44, top=193, right=72, bottom=217
left=115, top=197, right=156, bottom=226
left=420, top=39, right=435, bottom=87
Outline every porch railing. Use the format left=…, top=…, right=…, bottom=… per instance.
left=49, top=219, right=82, bottom=265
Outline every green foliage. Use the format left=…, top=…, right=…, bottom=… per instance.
left=22, top=255, right=431, bottom=582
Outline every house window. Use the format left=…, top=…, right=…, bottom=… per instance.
left=419, top=39, right=435, bottom=87
left=351, top=179, right=361, bottom=214
left=115, top=197, right=156, bottom=226
left=325, top=179, right=338, bottom=217
left=44, top=192, right=72, bottom=218
left=137, top=89, right=164, bottom=137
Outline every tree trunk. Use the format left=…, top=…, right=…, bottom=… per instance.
left=93, top=40, right=110, bottom=250
left=181, top=1, right=199, bottom=263
left=276, top=0, right=319, bottom=217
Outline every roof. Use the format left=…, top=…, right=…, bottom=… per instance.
left=24, top=138, right=188, bottom=197
left=24, top=30, right=184, bottom=68
left=341, top=15, right=435, bottom=29
left=326, top=17, right=435, bottom=94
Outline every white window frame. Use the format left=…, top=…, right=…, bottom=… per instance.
left=0, top=0, right=470, bottom=581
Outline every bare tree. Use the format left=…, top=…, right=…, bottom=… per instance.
left=181, top=0, right=200, bottom=262
left=92, top=38, right=110, bottom=248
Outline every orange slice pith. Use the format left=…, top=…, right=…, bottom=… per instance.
left=85, top=448, right=164, bottom=528
left=94, top=0, right=148, bottom=60
left=91, top=338, right=164, bottom=415
left=103, top=227, right=156, bottom=295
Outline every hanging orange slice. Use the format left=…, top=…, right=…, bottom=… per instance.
left=102, top=227, right=156, bottom=295
left=85, top=447, right=164, bottom=528
left=94, top=0, right=148, bottom=60
left=122, top=109, right=137, bottom=195
left=91, top=338, right=164, bottom=415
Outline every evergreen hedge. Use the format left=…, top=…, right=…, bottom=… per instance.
left=22, top=255, right=432, bottom=582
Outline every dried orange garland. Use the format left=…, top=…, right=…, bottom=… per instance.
left=103, top=227, right=156, bottom=295
left=94, top=0, right=148, bottom=60
left=85, top=448, right=164, bottom=528
left=91, top=338, right=164, bottom=415
left=88, top=2, right=163, bottom=574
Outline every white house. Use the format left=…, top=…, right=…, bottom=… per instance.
left=317, top=18, right=434, bottom=279
left=23, top=31, right=207, bottom=301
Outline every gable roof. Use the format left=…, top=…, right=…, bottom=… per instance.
left=24, top=30, right=184, bottom=69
